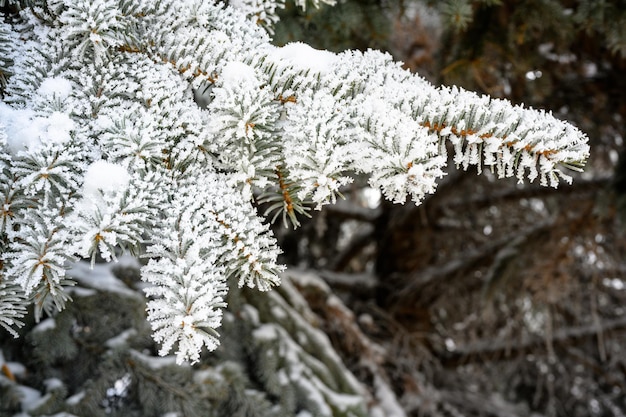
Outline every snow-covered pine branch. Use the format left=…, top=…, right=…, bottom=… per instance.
left=0, top=0, right=589, bottom=363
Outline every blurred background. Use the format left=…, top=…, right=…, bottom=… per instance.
left=271, top=0, right=626, bottom=415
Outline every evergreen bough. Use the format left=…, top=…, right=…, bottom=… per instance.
left=0, top=0, right=589, bottom=366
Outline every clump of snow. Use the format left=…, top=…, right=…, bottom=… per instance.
left=286, top=270, right=331, bottom=293
left=44, top=377, right=64, bottom=391
left=113, top=254, right=142, bottom=269
left=220, top=61, right=258, bottom=84
left=38, top=77, right=73, bottom=99
left=45, top=112, right=75, bottom=143
left=0, top=350, right=27, bottom=379
left=66, top=286, right=97, bottom=297
left=0, top=103, right=75, bottom=154
left=271, top=42, right=338, bottom=74
left=16, top=384, right=43, bottom=412
left=82, top=160, right=130, bottom=197
left=5, top=361, right=26, bottom=379
left=361, top=186, right=382, bottom=209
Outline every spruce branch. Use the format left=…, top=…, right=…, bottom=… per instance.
left=206, top=60, right=284, bottom=195
left=142, top=188, right=229, bottom=364
left=240, top=273, right=369, bottom=416
left=0, top=275, right=27, bottom=337
left=0, top=0, right=589, bottom=362
left=0, top=20, right=16, bottom=94
left=3, top=203, right=76, bottom=320
left=11, top=150, right=79, bottom=198
left=258, top=165, right=311, bottom=228
left=0, top=166, right=29, bottom=236
left=70, top=175, right=154, bottom=267
left=57, top=0, right=127, bottom=65
left=142, top=174, right=282, bottom=363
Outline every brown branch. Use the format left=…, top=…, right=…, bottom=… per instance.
left=391, top=219, right=556, bottom=306
left=276, top=166, right=295, bottom=219
left=446, top=176, right=611, bottom=210
left=437, top=389, right=528, bottom=417
left=324, top=199, right=382, bottom=223
left=318, top=270, right=377, bottom=298
left=119, top=45, right=218, bottom=84
left=438, top=315, right=626, bottom=368
left=327, top=228, right=375, bottom=272
left=276, top=94, right=297, bottom=104
left=422, top=120, right=559, bottom=157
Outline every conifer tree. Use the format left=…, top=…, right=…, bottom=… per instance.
left=0, top=0, right=591, bottom=415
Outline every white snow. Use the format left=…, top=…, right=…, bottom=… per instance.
left=271, top=305, right=287, bottom=319
left=286, top=270, right=331, bottom=293
left=252, top=323, right=278, bottom=341
left=220, top=61, right=257, bottom=84
left=66, top=286, right=97, bottom=297
left=242, top=304, right=260, bottom=325
left=16, top=384, right=43, bottom=411
left=0, top=350, right=27, bottom=380
left=31, top=317, right=56, bottom=333
left=82, top=160, right=130, bottom=197
left=603, top=278, right=625, bottom=290
left=66, top=260, right=141, bottom=300
left=271, top=42, right=338, bottom=74
left=105, top=328, right=138, bottom=348
left=362, top=186, right=382, bottom=209
left=44, top=112, right=75, bottom=144
left=66, top=391, right=85, bottom=405
left=130, top=349, right=183, bottom=370
left=193, top=368, right=225, bottom=385
left=5, top=361, right=27, bottom=379
left=115, top=254, right=142, bottom=269
left=0, top=103, right=75, bottom=154
left=371, top=374, right=407, bottom=417
left=44, top=377, right=64, bottom=391
left=38, top=77, right=73, bottom=99
left=106, top=373, right=132, bottom=398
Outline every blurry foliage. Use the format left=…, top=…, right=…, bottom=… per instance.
left=274, top=1, right=626, bottom=416
left=0, top=266, right=368, bottom=416
left=274, top=0, right=393, bottom=52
